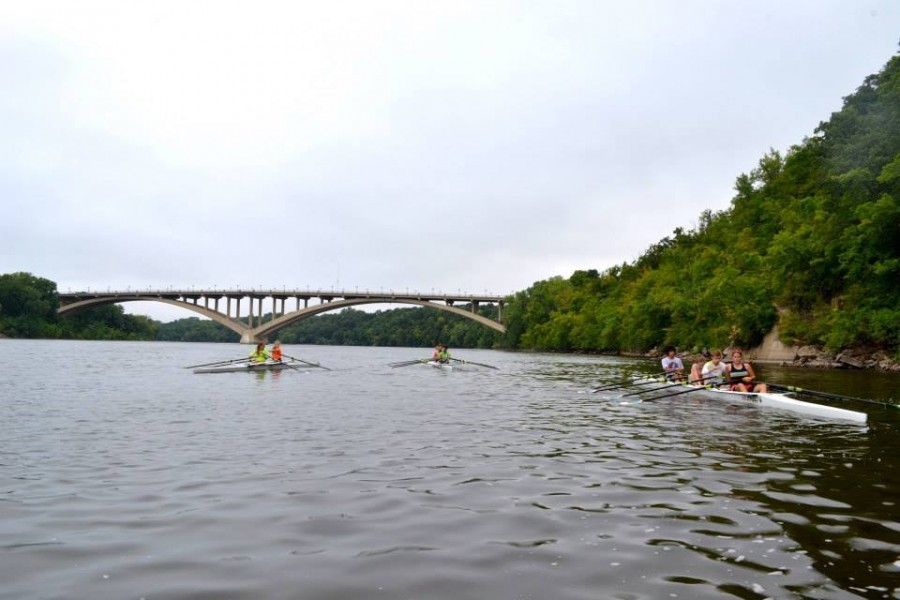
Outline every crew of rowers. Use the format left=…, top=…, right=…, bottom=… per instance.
left=249, top=340, right=283, bottom=363
left=661, top=346, right=767, bottom=393
left=432, top=343, right=451, bottom=364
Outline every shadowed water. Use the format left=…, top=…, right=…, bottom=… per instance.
left=1, top=340, right=899, bottom=599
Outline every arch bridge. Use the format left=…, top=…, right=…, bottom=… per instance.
left=57, top=288, right=507, bottom=343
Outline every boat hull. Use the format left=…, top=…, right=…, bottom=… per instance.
left=632, top=379, right=867, bottom=423
left=193, top=362, right=315, bottom=374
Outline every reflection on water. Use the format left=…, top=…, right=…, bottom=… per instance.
left=1, top=340, right=899, bottom=599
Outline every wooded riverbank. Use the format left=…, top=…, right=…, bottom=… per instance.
left=501, top=51, right=900, bottom=365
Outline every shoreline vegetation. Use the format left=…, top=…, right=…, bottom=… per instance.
left=3, top=50, right=899, bottom=371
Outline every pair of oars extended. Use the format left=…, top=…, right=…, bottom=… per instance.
left=589, top=371, right=672, bottom=393
left=388, top=357, right=499, bottom=370
left=591, top=374, right=724, bottom=402
left=185, top=353, right=330, bottom=371
left=614, top=374, right=725, bottom=401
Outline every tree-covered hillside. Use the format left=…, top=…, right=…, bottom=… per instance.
left=504, top=50, right=900, bottom=357
left=0, top=272, right=158, bottom=340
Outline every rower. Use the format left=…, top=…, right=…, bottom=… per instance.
left=700, top=350, right=729, bottom=387
left=433, top=343, right=451, bottom=364
left=727, top=349, right=767, bottom=393
left=661, top=346, right=685, bottom=381
left=249, top=342, right=270, bottom=363
left=271, top=340, right=283, bottom=363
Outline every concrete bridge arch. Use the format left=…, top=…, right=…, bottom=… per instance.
left=57, top=289, right=506, bottom=343
left=254, top=298, right=504, bottom=342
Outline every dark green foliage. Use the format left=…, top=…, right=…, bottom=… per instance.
left=0, top=272, right=157, bottom=340
left=59, top=305, right=158, bottom=340
left=0, top=272, right=59, bottom=337
left=505, top=50, right=900, bottom=357
left=158, top=306, right=502, bottom=347
left=156, top=318, right=239, bottom=343
left=275, top=306, right=501, bottom=349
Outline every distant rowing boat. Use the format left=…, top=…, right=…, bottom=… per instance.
left=426, top=360, right=454, bottom=371
left=193, top=361, right=318, bottom=374
left=632, top=378, right=867, bottom=423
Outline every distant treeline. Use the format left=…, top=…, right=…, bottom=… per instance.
left=4, top=52, right=898, bottom=356
left=155, top=305, right=501, bottom=348
left=503, top=50, right=900, bottom=357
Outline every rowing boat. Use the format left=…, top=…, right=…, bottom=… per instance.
left=426, top=360, right=454, bottom=371
left=630, top=378, right=867, bottom=423
left=193, top=361, right=317, bottom=374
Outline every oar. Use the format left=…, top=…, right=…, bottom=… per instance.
left=449, top=357, right=499, bottom=370
left=639, top=384, right=715, bottom=402
left=766, top=383, right=897, bottom=409
left=617, top=382, right=685, bottom=398
left=616, top=374, right=723, bottom=398
left=389, top=359, right=429, bottom=368
left=590, top=370, right=690, bottom=393
left=590, top=380, right=662, bottom=394
left=185, top=357, right=251, bottom=369
left=283, top=354, right=332, bottom=371
left=590, top=375, right=671, bottom=393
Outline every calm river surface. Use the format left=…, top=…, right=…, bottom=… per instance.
left=2, top=340, right=900, bottom=600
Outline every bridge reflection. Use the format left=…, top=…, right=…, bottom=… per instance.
left=58, top=288, right=507, bottom=343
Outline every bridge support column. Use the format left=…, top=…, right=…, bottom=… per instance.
left=240, top=331, right=267, bottom=344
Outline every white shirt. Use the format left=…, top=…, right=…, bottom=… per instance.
left=661, top=356, right=684, bottom=372
left=701, top=360, right=729, bottom=384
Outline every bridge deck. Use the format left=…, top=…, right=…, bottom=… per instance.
left=59, top=289, right=506, bottom=304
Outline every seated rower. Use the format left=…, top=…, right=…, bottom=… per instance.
left=727, top=349, right=767, bottom=393
left=688, top=362, right=704, bottom=384
left=661, top=346, right=685, bottom=381
left=271, top=340, right=283, bottom=362
left=700, top=349, right=729, bottom=388
left=249, top=342, right=270, bottom=363
left=432, top=343, right=451, bottom=364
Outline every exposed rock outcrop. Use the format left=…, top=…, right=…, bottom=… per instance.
left=643, top=327, right=900, bottom=372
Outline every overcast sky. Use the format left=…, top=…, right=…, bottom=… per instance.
left=2, top=1, right=898, bottom=321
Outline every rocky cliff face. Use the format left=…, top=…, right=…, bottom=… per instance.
left=750, top=327, right=900, bottom=372
left=643, top=325, right=900, bottom=372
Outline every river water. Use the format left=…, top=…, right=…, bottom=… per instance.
left=2, top=340, right=899, bottom=600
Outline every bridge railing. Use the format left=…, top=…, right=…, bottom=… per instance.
left=62, top=288, right=507, bottom=301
